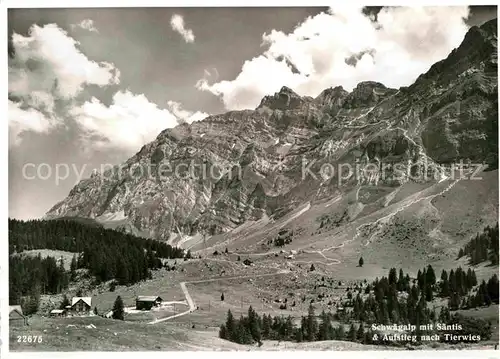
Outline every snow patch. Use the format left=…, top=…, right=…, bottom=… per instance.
left=96, top=210, right=127, bottom=222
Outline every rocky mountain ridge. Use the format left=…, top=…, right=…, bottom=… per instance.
left=46, top=19, right=498, bottom=244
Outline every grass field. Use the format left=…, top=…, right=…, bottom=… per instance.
left=12, top=249, right=78, bottom=270
left=9, top=315, right=398, bottom=351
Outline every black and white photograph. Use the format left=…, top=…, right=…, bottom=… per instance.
left=4, top=2, right=500, bottom=355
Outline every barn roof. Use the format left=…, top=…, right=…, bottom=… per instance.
left=136, top=296, right=162, bottom=302
left=72, top=297, right=92, bottom=307
left=9, top=305, right=23, bottom=316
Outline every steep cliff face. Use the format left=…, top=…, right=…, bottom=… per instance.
left=46, top=20, right=498, bottom=241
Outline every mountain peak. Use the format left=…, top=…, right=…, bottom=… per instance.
left=315, top=86, right=349, bottom=108
left=278, top=86, right=298, bottom=95
left=341, top=81, right=393, bottom=108
left=354, top=81, right=387, bottom=91
left=257, top=85, right=306, bottom=110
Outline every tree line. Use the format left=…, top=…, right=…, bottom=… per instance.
left=9, top=218, right=185, bottom=259
left=9, top=254, right=69, bottom=314
left=9, top=218, right=186, bottom=311
left=342, top=265, right=497, bottom=324
left=448, top=274, right=499, bottom=310
left=219, top=304, right=492, bottom=346
left=457, top=222, right=498, bottom=265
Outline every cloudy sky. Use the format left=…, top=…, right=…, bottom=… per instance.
left=8, top=6, right=497, bottom=220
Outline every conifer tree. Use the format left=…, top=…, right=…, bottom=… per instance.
left=262, top=314, right=271, bottom=339
left=348, top=323, right=357, bottom=342
left=410, top=284, right=419, bottom=302
left=336, top=324, right=345, bottom=340
left=471, top=270, right=478, bottom=287
left=285, top=316, right=294, bottom=340
left=449, top=269, right=456, bottom=294
left=441, top=269, right=448, bottom=282
left=425, top=283, right=433, bottom=302
left=389, top=268, right=397, bottom=286
left=305, top=304, right=318, bottom=341
left=448, top=292, right=461, bottom=310
left=238, top=318, right=253, bottom=344
left=382, top=301, right=390, bottom=324
left=22, top=285, right=40, bottom=315
left=440, top=270, right=450, bottom=297
left=404, top=274, right=411, bottom=292
left=426, top=265, right=436, bottom=286
left=356, top=322, right=365, bottom=342
left=318, top=310, right=333, bottom=340
left=358, top=257, right=364, bottom=267
left=219, top=324, right=228, bottom=340
left=59, top=294, right=70, bottom=309
left=225, top=310, right=235, bottom=341
left=466, top=268, right=473, bottom=289
left=486, top=275, right=499, bottom=304
left=112, top=296, right=125, bottom=320
left=70, top=254, right=77, bottom=280
left=247, top=306, right=261, bottom=344
left=295, top=326, right=304, bottom=342
left=397, top=269, right=405, bottom=291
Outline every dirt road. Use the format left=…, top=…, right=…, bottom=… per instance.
left=149, top=269, right=290, bottom=324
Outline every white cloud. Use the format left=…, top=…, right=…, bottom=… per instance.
left=167, top=101, right=209, bottom=124
left=9, top=23, right=120, bottom=100
left=70, top=91, right=208, bottom=152
left=8, top=23, right=121, bottom=148
left=71, top=19, right=99, bottom=33
left=196, top=6, right=471, bottom=110
left=8, top=22, right=207, bottom=153
left=170, top=14, right=195, bottom=43
left=8, top=100, right=56, bottom=146
left=196, top=56, right=304, bottom=110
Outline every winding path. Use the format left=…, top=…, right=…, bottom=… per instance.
left=298, top=173, right=468, bottom=266
left=230, top=173, right=466, bottom=268
left=148, top=270, right=290, bottom=324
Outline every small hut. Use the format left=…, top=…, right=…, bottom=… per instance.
left=49, top=309, right=67, bottom=317
left=136, top=296, right=163, bottom=310
left=9, top=305, right=27, bottom=326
